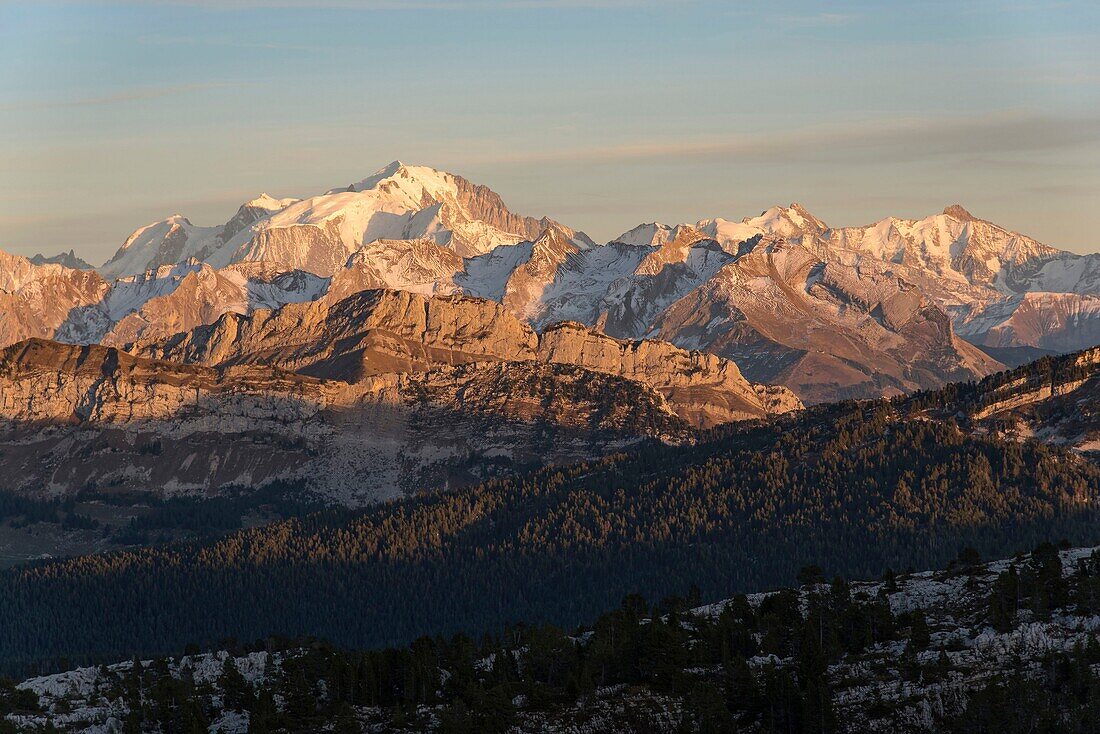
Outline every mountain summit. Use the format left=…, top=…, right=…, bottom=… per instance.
left=99, top=162, right=591, bottom=279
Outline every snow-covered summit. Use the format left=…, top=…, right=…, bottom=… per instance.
left=330, top=160, right=452, bottom=199
left=244, top=193, right=298, bottom=210
left=99, top=161, right=586, bottom=280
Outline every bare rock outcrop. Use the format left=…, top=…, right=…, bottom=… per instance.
left=538, top=321, right=801, bottom=426
left=0, top=338, right=688, bottom=502
left=132, top=289, right=800, bottom=428
left=138, top=289, right=538, bottom=380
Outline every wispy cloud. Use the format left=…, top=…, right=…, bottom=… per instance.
left=0, top=83, right=248, bottom=112
left=459, top=112, right=1100, bottom=167
left=46, top=0, right=676, bottom=8
left=137, top=34, right=319, bottom=51
left=1018, top=71, right=1100, bottom=87
left=776, top=11, right=858, bottom=26
left=1023, top=183, right=1097, bottom=197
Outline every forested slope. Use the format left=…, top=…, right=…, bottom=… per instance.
left=12, top=544, right=1100, bottom=733
left=1, top=391, right=1096, bottom=674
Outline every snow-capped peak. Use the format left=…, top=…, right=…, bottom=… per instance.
left=98, top=162, right=577, bottom=278
left=243, top=193, right=298, bottom=211
left=743, top=203, right=828, bottom=237
left=333, top=161, right=454, bottom=200
left=612, top=222, right=677, bottom=247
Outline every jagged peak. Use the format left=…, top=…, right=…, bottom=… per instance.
left=788, top=202, right=826, bottom=226
left=533, top=222, right=577, bottom=243
left=27, top=249, right=94, bottom=270
left=746, top=203, right=827, bottom=232
left=942, top=204, right=977, bottom=221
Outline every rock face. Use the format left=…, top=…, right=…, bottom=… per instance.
left=0, top=250, right=109, bottom=347
left=0, top=254, right=328, bottom=350
left=132, top=288, right=800, bottom=427
left=689, top=203, right=1100, bottom=353
left=538, top=321, right=801, bottom=425
left=136, top=289, right=538, bottom=380
left=0, top=339, right=688, bottom=502
left=98, top=262, right=328, bottom=347
left=0, top=339, right=328, bottom=428
left=0, top=287, right=803, bottom=500
left=934, top=346, right=1100, bottom=455
left=953, top=292, right=1100, bottom=358
left=641, top=238, right=1001, bottom=403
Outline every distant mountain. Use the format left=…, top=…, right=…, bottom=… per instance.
left=619, top=236, right=1001, bottom=403
left=70, top=260, right=329, bottom=346
left=98, top=162, right=592, bottom=279
left=3, top=163, right=1098, bottom=403
left=689, top=203, right=1100, bottom=355
left=131, top=288, right=801, bottom=424
left=0, top=249, right=108, bottom=347
left=28, top=249, right=93, bottom=270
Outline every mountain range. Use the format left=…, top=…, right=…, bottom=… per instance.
left=0, top=289, right=799, bottom=501
left=0, top=162, right=1097, bottom=500
left=0, top=160, right=1097, bottom=727
left=5, top=164, right=1097, bottom=400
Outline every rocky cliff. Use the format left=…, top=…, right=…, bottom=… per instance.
left=131, top=288, right=801, bottom=426
left=538, top=321, right=801, bottom=425
left=0, top=339, right=689, bottom=502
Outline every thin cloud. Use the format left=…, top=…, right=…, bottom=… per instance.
left=1018, top=72, right=1100, bottom=87
left=138, top=34, right=319, bottom=51
left=44, top=0, right=676, bottom=8
left=0, top=83, right=247, bottom=112
left=460, top=113, right=1100, bottom=167
left=776, top=11, right=858, bottom=26
left=1024, top=183, right=1096, bottom=197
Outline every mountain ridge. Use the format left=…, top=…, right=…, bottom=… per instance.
left=0, top=344, right=1094, bottom=674
left=3, top=163, right=1098, bottom=404
left=0, top=289, right=801, bottom=500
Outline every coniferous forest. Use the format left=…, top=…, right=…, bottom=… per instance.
left=7, top=541, right=1100, bottom=733
left=0, top=389, right=1095, bottom=676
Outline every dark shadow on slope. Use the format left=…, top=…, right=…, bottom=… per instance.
left=0, top=396, right=1096, bottom=675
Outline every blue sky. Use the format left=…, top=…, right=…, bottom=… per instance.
left=1, top=0, right=1098, bottom=263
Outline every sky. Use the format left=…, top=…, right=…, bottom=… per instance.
left=1, top=0, right=1099, bottom=265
